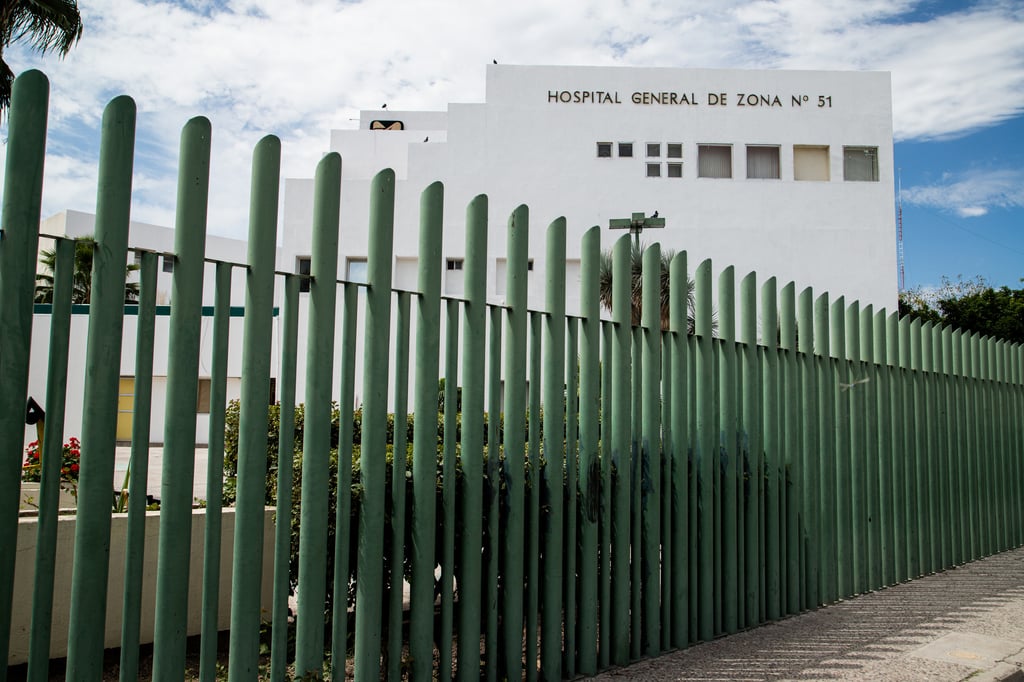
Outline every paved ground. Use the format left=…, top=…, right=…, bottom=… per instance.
left=594, top=546, right=1024, bottom=681
left=113, top=445, right=211, bottom=502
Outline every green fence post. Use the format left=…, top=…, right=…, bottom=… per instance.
left=270, top=273, right=300, bottom=682
left=541, top=218, right=567, bottom=678
left=578, top=227, right=601, bottom=674
left=668, top=252, right=690, bottom=647
left=846, top=301, right=866, bottom=595
left=760, top=278, right=780, bottom=620
left=440, top=299, right=460, bottom=680
left=409, top=182, right=444, bottom=678
left=780, top=283, right=798, bottom=613
left=456, top=194, right=488, bottom=681
left=227, top=135, right=280, bottom=682
left=739, top=272, right=760, bottom=626
left=830, top=296, right=850, bottom=598
left=527, top=310, right=542, bottom=680
left=294, top=152, right=342, bottom=676
left=718, top=266, right=738, bottom=632
left=641, top=244, right=662, bottom=654
left=600, top=320, right=613, bottom=666
left=387, top=291, right=411, bottom=681
left=26, top=237, right=73, bottom=682
left=694, top=259, right=714, bottom=639
left=0, top=71, right=49, bottom=676
left=66, top=95, right=136, bottom=679
left=353, top=169, right=396, bottom=679
left=797, top=288, right=818, bottom=608
left=566, top=314, right=580, bottom=676
left=485, top=304, right=503, bottom=681
left=813, top=294, right=835, bottom=604
left=873, top=309, right=893, bottom=588
left=610, top=235, right=633, bottom=662
left=118, top=251, right=158, bottom=682
left=860, top=305, right=881, bottom=591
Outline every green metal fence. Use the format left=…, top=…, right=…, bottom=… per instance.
left=2, top=70, right=1023, bottom=681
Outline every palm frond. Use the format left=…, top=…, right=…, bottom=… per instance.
left=8, top=0, right=83, bottom=56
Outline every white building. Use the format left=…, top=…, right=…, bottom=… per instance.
left=29, top=65, right=898, bottom=446
left=283, top=64, right=897, bottom=314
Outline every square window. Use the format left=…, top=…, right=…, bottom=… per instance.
left=296, top=256, right=311, bottom=293
left=667, top=163, right=683, bottom=178
left=667, top=143, right=683, bottom=158
left=843, top=146, right=879, bottom=181
left=346, top=258, right=367, bottom=284
left=746, top=145, right=780, bottom=179
left=162, top=255, right=174, bottom=273
left=618, top=142, right=633, bottom=157
left=527, top=259, right=534, bottom=271
left=646, top=163, right=661, bottom=178
left=597, top=142, right=612, bottom=158
left=698, top=145, right=732, bottom=178
left=446, top=258, right=464, bottom=271
left=794, top=145, right=830, bottom=181
left=646, top=143, right=661, bottom=157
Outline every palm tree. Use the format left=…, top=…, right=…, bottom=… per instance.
left=598, top=241, right=705, bottom=333
left=34, top=236, right=140, bottom=304
left=1, top=0, right=83, bottom=112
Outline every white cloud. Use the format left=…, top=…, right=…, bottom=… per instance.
left=902, top=168, right=1024, bottom=216
left=2, top=0, right=1022, bottom=238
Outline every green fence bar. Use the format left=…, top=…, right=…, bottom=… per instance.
left=577, top=227, right=601, bottom=674
left=270, top=273, right=300, bottom=682
left=600, top=320, right=613, bottom=666
left=295, top=152, right=342, bottom=676
left=829, top=296, right=849, bottom=598
left=640, top=244, right=662, bottom=654
left=718, top=266, right=738, bottom=632
left=694, top=258, right=714, bottom=639
left=501, top=204, right=529, bottom=678
left=797, top=288, right=817, bottom=609
left=860, top=306, right=880, bottom=591
left=668, top=252, right=690, bottom=646
left=117, top=251, right=158, bottom=682
left=813, top=294, right=835, bottom=605
left=873, top=309, right=894, bottom=589
left=456, top=194, right=488, bottom=681
left=565, top=313, right=580, bottom=675
left=354, top=168, right=396, bottom=679
left=409, top=182, right=444, bottom=679
left=66, top=94, right=136, bottom=679
left=227, top=135, right=280, bottom=681
left=0, top=69, right=49, bottom=679
left=330, top=280, right=359, bottom=676
left=526, top=310, right=543, bottom=679
left=27, top=237, right=73, bottom=682
left=846, top=301, right=866, bottom=595
left=739, top=272, right=759, bottom=628
left=609, top=235, right=633, bottom=662
left=440, top=298, right=459, bottom=680
left=197, top=260, right=232, bottom=682
left=541, top=218, right=567, bottom=679
left=779, top=283, right=798, bottom=614
left=760, top=279, right=780, bottom=620
left=485, top=304, right=503, bottom=681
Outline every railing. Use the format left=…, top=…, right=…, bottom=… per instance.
left=2, top=69, right=1022, bottom=681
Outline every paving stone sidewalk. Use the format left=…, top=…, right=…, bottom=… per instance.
left=594, top=546, right=1024, bottom=681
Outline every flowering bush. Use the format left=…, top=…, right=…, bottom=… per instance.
left=22, top=437, right=81, bottom=495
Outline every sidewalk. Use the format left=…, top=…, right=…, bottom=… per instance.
left=594, top=546, right=1024, bottom=681
left=113, top=445, right=211, bottom=502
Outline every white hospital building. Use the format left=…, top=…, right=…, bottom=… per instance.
left=33, top=64, right=898, bottom=445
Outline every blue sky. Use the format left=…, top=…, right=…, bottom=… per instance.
left=1, top=0, right=1022, bottom=295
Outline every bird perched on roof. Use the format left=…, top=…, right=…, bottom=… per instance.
left=423, top=136, right=429, bottom=142
left=493, top=59, right=498, bottom=64
left=652, top=210, right=659, bottom=218
left=382, top=103, right=387, bottom=109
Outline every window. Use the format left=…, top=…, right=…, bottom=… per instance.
left=269, top=377, right=277, bottom=405
left=698, top=145, right=732, bottom=178
left=162, top=255, right=174, bottom=273
left=296, top=256, right=311, bottom=293
left=196, top=378, right=212, bottom=414
left=746, top=145, right=780, bottom=179
left=794, top=145, right=830, bottom=181
left=618, top=142, right=633, bottom=157
left=597, top=142, right=612, bottom=158
left=446, top=258, right=464, bottom=271
left=844, top=146, right=878, bottom=181
left=527, top=259, right=535, bottom=271
left=667, top=143, right=683, bottom=159
left=133, top=250, right=142, bottom=265
left=646, top=163, right=661, bottom=178
left=667, top=162, right=683, bottom=178
left=370, top=120, right=404, bottom=130
left=646, top=143, right=661, bottom=157
left=346, top=257, right=368, bottom=284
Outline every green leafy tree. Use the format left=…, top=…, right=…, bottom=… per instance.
left=34, top=236, right=140, bottom=304
left=899, top=275, right=1024, bottom=344
left=598, top=240, right=704, bottom=333
left=1, top=0, right=83, bottom=112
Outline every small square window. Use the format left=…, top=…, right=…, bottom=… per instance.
left=133, top=250, right=142, bottom=265
left=646, top=143, right=661, bottom=157
left=667, top=163, right=683, bottom=178
left=843, top=146, right=879, bottom=181
left=746, top=145, right=780, bottom=179
left=346, top=258, right=368, bottom=284
left=618, top=142, right=633, bottom=157
left=646, top=163, right=661, bottom=178
left=196, top=378, right=212, bottom=414
left=162, top=256, right=174, bottom=273
left=794, top=145, right=830, bottom=181
left=597, top=142, right=612, bottom=158
left=527, top=259, right=535, bottom=271
left=446, top=258, right=464, bottom=271
left=296, top=256, right=311, bottom=293
left=667, top=143, right=683, bottom=158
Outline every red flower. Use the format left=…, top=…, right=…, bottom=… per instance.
left=70, top=463, right=79, bottom=472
